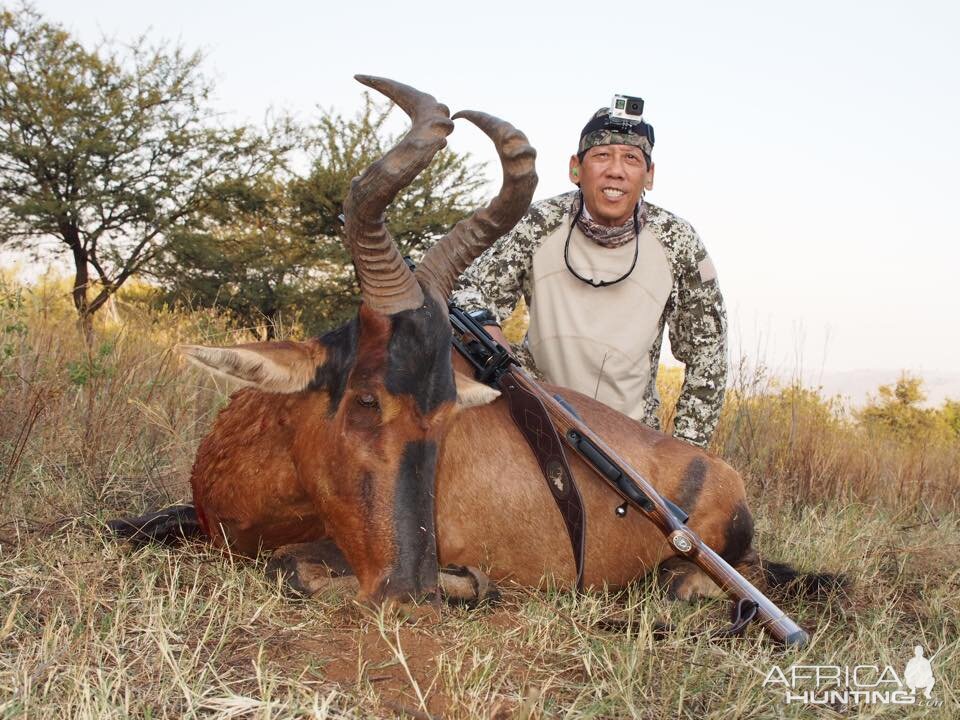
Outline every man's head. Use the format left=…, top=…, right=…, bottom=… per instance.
left=569, top=107, right=656, bottom=226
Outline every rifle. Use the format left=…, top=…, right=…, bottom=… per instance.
left=449, top=304, right=809, bottom=647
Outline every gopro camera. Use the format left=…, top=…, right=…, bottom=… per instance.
left=610, top=94, right=644, bottom=122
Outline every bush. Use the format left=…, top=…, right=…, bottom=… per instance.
left=713, top=365, right=958, bottom=513
left=858, top=373, right=955, bottom=443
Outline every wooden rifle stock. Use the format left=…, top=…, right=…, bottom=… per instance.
left=448, top=305, right=809, bottom=647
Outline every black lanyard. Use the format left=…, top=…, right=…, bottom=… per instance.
left=563, top=196, right=640, bottom=288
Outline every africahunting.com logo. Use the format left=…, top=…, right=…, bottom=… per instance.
left=763, top=645, right=943, bottom=707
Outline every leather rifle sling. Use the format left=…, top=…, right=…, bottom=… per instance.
left=496, top=370, right=586, bottom=591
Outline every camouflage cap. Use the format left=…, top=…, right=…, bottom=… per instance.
left=578, top=107, right=655, bottom=160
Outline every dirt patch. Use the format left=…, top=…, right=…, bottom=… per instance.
left=247, top=593, right=570, bottom=719
left=262, top=608, right=466, bottom=717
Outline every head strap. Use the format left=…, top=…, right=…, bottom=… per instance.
left=578, top=108, right=655, bottom=161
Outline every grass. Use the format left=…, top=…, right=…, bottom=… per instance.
left=0, top=276, right=958, bottom=718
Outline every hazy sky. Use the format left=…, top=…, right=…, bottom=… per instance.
left=20, top=0, right=960, bottom=375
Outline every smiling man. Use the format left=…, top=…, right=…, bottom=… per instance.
left=452, top=102, right=728, bottom=447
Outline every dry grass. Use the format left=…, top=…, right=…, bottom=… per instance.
left=1, top=276, right=958, bottom=718
left=711, top=360, right=959, bottom=514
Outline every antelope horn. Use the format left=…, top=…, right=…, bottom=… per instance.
left=343, top=75, right=455, bottom=314
left=416, top=111, right=537, bottom=299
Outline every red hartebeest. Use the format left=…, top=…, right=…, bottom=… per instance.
left=111, top=77, right=832, bottom=608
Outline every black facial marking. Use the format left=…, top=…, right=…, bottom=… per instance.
left=720, top=500, right=754, bottom=564
left=674, top=457, right=707, bottom=515
left=389, top=440, right=439, bottom=597
left=310, top=318, right=359, bottom=414
left=385, top=294, right=456, bottom=414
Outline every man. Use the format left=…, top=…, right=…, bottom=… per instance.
left=451, top=101, right=728, bottom=448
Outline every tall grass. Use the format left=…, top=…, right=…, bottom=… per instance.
left=0, top=276, right=957, bottom=718
left=663, top=357, right=959, bottom=514
left=0, top=273, right=263, bottom=525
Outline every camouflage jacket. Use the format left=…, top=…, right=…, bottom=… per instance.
left=452, top=191, right=728, bottom=447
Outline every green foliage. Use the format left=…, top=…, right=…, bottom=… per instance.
left=295, top=94, right=487, bottom=258
left=65, top=339, right=116, bottom=386
left=0, top=6, right=481, bottom=337
left=0, top=275, right=26, bottom=363
left=152, top=96, right=487, bottom=335
left=0, top=4, right=285, bottom=330
left=150, top=176, right=320, bottom=337
left=857, top=372, right=953, bottom=442
left=943, top=399, right=960, bottom=438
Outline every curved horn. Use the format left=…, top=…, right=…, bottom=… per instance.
left=415, top=111, right=537, bottom=299
left=343, top=76, right=455, bottom=314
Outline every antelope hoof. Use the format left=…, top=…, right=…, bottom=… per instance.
left=267, top=544, right=358, bottom=599
left=658, top=557, right=724, bottom=601
left=439, top=565, right=500, bottom=607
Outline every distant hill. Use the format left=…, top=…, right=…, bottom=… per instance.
left=659, top=362, right=960, bottom=409
left=806, top=369, right=960, bottom=409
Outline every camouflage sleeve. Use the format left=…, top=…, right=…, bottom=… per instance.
left=664, top=222, right=728, bottom=448
left=451, top=192, right=573, bottom=324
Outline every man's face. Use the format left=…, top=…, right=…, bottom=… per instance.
left=569, top=145, right=655, bottom=226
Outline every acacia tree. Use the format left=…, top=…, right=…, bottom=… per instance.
left=153, top=96, right=487, bottom=333
left=153, top=174, right=330, bottom=337
left=0, top=5, right=283, bottom=335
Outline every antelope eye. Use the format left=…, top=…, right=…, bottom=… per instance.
left=356, top=393, right=379, bottom=408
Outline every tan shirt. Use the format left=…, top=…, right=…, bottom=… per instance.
left=527, top=217, right=673, bottom=420
left=452, top=192, right=728, bottom=447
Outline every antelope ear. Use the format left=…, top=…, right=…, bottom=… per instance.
left=454, top=371, right=500, bottom=409
left=178, top=341, right=324, bottom=393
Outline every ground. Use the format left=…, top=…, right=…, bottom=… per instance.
left=1, top=503, right=957, bottom=718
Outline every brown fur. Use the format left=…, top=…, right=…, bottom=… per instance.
left=191, top=306, right=461, bottom=602
left=190, top=389, right=326, bottom=555
left=433, top=378, right=750, bottom=591
left=191, top=344, right=755, bottom=600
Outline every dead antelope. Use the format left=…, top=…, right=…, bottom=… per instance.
left=112, top=76, right=837, bottom=615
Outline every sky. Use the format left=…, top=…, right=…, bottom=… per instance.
left=13, top=0, right=960, bottom=381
